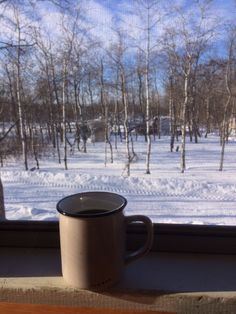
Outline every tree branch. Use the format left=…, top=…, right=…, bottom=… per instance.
left=0, top=121, right=17, bottom=142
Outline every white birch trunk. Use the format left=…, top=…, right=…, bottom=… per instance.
left=145, top=5, right=151, bottom=175
left=181, top=72, right=189, bottom=173
left=16, top=14, right=28, bottom=171
left=169, top=75, right=175, bottom=152
left=100, top=60, right=113, bottom=165
left=121, top=71, right=131, bottom=176
left=0, top=176, right=5, bottom=220
left=219, top=56, right=232, bottom=171
left=62, top=59, right=68, bottom=170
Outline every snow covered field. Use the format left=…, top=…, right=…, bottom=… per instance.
left=1, top=134, right=236, bottom=225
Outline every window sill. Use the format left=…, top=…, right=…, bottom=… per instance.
left=1, top=247, right=236, bottom=313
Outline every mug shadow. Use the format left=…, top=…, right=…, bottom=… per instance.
left=92, top=252, right=236, bottom=305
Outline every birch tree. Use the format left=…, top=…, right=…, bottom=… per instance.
left=14, top=6, right=31, bottom=170
left=164, top=0, right=216, bottom=172
left=0, top=178, right=4, bottom=219
left=0, top=123, right=16, bottom=220
left=162, top=36, right=181, bottom=152
left=108, top=31, right=132, bottom=176
left=219, top=27, right=236, bottom=171
left=133, top=0, right=161, bottom=174
left=100, top=59, right=113, bottom=166
left=61, top=57, right=68, bottom=170
left=59, top=8, right=85, bottom=168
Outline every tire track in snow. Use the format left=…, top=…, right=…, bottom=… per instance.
left=2, top=171, right=236, bottom=224
left=2, top=170, right=236, bottom=201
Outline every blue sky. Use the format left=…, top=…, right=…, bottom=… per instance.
left=0, top=0, right=234, bottom=54
left=82, top=0, right=235, bottom=53
left=96, top=0, right=235, bottom=15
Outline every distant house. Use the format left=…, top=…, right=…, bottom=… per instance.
left=158, top=116, right=171, bottom=135
left=88, top=119, right=106, bottom=142
left=229, top=116, right=236, bottom=136
left=86, top=116, right=172, bottom=142
left=137, top=116, right=171, bottom=136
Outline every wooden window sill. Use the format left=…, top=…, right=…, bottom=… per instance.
left=0, top=302, right=173, bottom=314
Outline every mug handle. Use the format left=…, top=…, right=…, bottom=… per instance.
left=125, top=215, right=153, bottom=264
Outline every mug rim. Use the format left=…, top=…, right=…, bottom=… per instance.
left=56, top=191, right=127, bottom=218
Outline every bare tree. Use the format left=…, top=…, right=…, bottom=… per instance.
left=133, top=0, right=161, bottom=174
left=107, top=31, right=132, bottom=176
left=100, top=59, right=113, bottom=166
left=164, top=0, right=216, bottom=172
left=0, top=178, right=4, bottom=219
left=162, top=39, right=180, bottom=152
left=219, top=27, right=236, bottom=171
left=61, top=58, right=68, bottom=170
left=0, top=122, right=16, bottom=219
left=15, top=9, right=29, bottom=170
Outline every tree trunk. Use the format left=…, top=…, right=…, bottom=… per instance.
left=219, top=96, right=231, bottom=171
left=62, top=59, right=68, bottom=170
left=205, top=97, right=210, bottom=138
left=145, top=76, right=151, bottom=175
left=169, top=75, right=175, bottom=152
left=181, top=72, right=189, bottom=173
left=46, top=62, right=56, bottom=149
left=145, top=6, right=151, bottom=174
left=100, top=60, right=113, bottom=166
left=16, top=18, right=28, bottom=171
left=72, top=75, right=82, bottom=152
left=104, top=105, right=113, bottom=165
left=121, top=70, right=131, bottom=176
left=219, top=35, right=234, bottom=171
left=0, top=176, right=5, bottom=220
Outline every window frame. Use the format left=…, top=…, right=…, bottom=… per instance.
left=1, top=219, right=236, bottom=254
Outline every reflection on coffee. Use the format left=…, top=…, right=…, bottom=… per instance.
left=78, top=209, right=107, bottom=215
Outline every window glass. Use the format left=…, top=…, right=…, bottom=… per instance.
left=0, top=0, right=235, bottom=225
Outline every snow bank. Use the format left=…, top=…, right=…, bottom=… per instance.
left=1, top=135, right=236, bottom=225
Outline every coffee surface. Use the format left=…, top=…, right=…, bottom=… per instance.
left=78, top=209, right=107, bottom=215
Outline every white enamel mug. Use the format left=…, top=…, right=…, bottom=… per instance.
left=57, top=191, right=153, bottom=289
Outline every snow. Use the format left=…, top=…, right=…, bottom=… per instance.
left=1, top=134, right=236, bottom=225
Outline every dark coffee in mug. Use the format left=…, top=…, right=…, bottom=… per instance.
left=77, top=209, right=107, bottom=215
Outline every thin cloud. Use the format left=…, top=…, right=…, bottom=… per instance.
left=83, top=0, right=116, bottom=47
